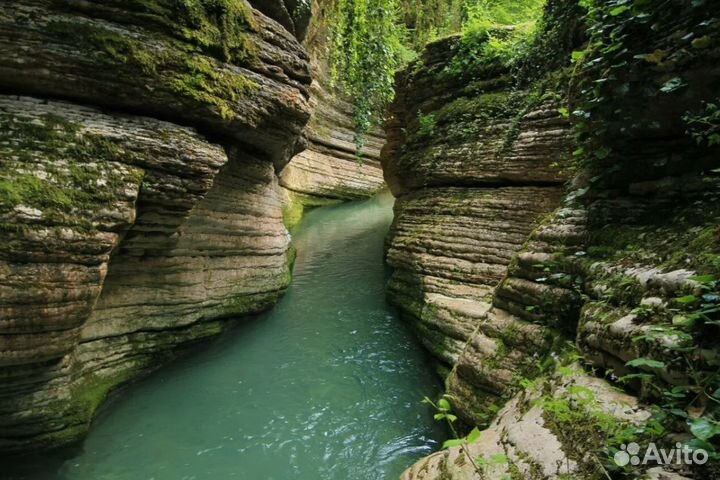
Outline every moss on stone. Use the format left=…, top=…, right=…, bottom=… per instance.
left=281, top=189, right=342, bottom=231
left=171, top=0, right=258, bottom=63
left=282, top=194, right=305, bottom=231
left=0, top=111, right=145, bottom=227
left=44, top=18, right=258, bottom=122
left=168, top=56, right=257, bottom=120
left=587, top=194, right=720, bottom=278
left=59, top=0, right=259, bottom=65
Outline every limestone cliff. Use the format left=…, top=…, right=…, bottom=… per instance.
left=385, top=1, right=720, bottom=478
left=383, top=32, right=574, bottom=415
left=0, top=0, right=310, bottom=452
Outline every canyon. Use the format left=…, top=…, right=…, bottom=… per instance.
left=1, top=1, right=719, bottom=479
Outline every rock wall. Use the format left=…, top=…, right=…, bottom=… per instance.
left=278, top=0, right=385, bottom=219
left=382, top=33, right=574, bottom=410
left=386, top=1, right=720, bottom=478
left=0, top=0, right=311, bottom=452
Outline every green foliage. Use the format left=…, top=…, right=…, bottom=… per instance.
left=625, top=358, right=666, bottom=370
left=690, top=417, right=720, bottom=442
left=570, top=0, right=718, bottom=182
left=684, top=100, right=720, bottom=147
left=415, top=112, right=437, bottom=139
left=423, top=394, right=486, bottom=475
left=538, top=368, right=665, bottom=478
left=464, top=0, right=545, bottom=32
left=327, top=0, right=407, bottom=147
left=444, top=0, right=545, bottom=78
left=326, top=0, right=552, bottom=146
left=612, top=275, right=720, bottom=466
left=401, top=0, right=465, bottom=49
left=512, top=0, right=586, bottom=83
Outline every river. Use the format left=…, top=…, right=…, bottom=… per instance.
left=7, top=191, right=445, bottom=480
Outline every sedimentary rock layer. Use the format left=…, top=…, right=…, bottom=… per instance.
left=382, top=34, right=575, bottom=412
left=0, top=0, right=311, bottom=452
left=403, top=365, right=651, bottom=480
left=392, top=1, right=720, bottom=478
left=0, top=0, right=311, bottom=166
left=278, top=0, right=386, bottom=202
left=279, top=80, right=386, bottom=200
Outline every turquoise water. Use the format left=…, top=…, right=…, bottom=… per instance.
left=10, top=191, right=444, bottom=479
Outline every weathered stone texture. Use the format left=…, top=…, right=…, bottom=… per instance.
left=403, top=365, right=651, bottom=480
left=0, top=0, right=310, bottom=452
left=0, top=0, right=311, bottom=166
left=382, top=33, right=574, bottom=404
left=394, top=1, right=720, bottom=478
left=280, top=81, right=386, bottom=200
left=278, top=0, right=386, bottom=203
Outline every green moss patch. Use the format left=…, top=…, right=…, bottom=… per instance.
left=0, top=111, right=144, bottom=228
left=58, top=0, right=259, bottom=65
left=45, top=16, right=258, bottom=122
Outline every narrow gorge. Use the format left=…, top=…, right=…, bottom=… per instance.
left=1, top=1, right=719, bottom=479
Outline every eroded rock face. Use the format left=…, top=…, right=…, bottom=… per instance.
left=278, top=0, right=386, bottom=208
left=0, top=0, right=310, bottom=452
left=403, top=365, right=651, bottom=480
left=0, top=0, right=311, bottom=166
left=390, top=1, right=720, bottom=478
left=382, top=34, right=574, bottom=414
left=279, top=79, right=386, bottom=201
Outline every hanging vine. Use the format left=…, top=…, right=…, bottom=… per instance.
left=327, top=0, right=407, bottom=149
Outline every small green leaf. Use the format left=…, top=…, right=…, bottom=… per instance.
left=670, top=409, right=689, bottom=418
left=442, top=438, right=467, bottom=449
left=676, top=295, right=698, bottom=305
left=595, top=147, right=612, bottom=159
left=433, top=413, right=446, bottom=421
left=660, top=77, right=687, bottom=93
left=438, top=398, right=451, bottom=411
left=685, top=438, right=716, bottom=455
left=691, top=275, right=716, bottom=284
left=672, top=314, right=699, bottom=328
left=446, top=414, right=458, bottom=423
left=626, top=358, right=666, bottom=369
left=466, top=427, right=482, bottom=444
left=689, top=417, right=720, bottom=441
left=609, top=5, right=631, bottom=16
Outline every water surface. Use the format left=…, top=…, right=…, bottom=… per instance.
left=10, top=191, right=444, bottom=479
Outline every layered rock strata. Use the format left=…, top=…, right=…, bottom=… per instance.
left=388, top=1, right=720, bottom=478
left=278, top=0, right=385, bottom=213
left=382, top=34, right=575, bottom=417
left=0, top=0, right=311, bottom=452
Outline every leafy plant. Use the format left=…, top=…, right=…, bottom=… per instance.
left=327, top=0, right=407, bottom=148
left=415, top=112, right=437, bottom=138
left=684, top=100, right=720, bottom=147
left=423, top=394, right=486, bottom=476
left=444, top=0, right=545, bottom=78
